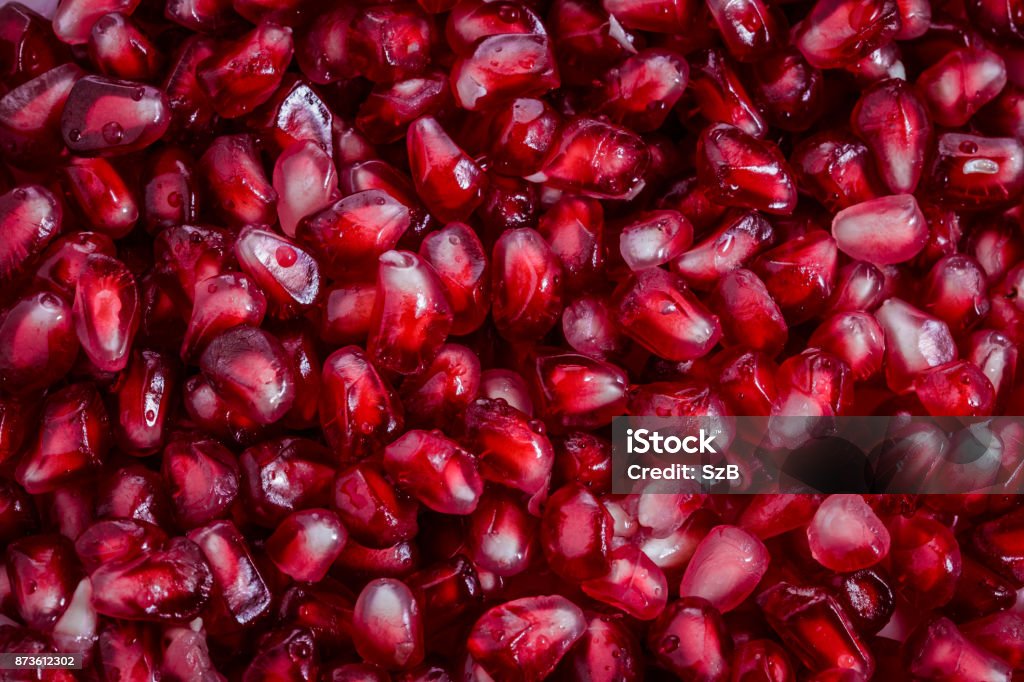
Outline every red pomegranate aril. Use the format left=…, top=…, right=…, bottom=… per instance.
left=0, top=63, right=83, bottom=166
left=161, top=34, right=217, bottom=136
left=708, top=0, right=783, bottom=61
left=536, top=195, right=603, bottom=295
left=74, top=518, right=166, bottom=573
left=0, top=290, right=77, bottom=394
left=752, top=229, right=837, bottom=324
left=969, top=330, right=1018, bottom=409
left=62, top=157, right=137, bottom=239
left=51, top=0, right=139, bottom=44
left=298, top=190, right=411, bottom=282
left=647, top=597, right=731, bottom=680
left=469, top=595, right=585, bottom=682
left=96, top=620, right=160, bottom=681
left=479, top=369, right=534, bottom=416
left=251, top=76, right=333, bottom=157
left=926, top=133, right=1024, bottom=210
left=888, top=513, right=961, bottom=609
left=831, top=195, right=928, bottom=265
left=712, top=268, right=788, bottom=356
left=445, top=0, right=545, bottom=54
left=905, top=616, right=1012, bottom=681
left=679, top=525, right=769, bottom=613
left=0, top=478, right=37, bottom=543
left=465, top=398, right=553, bottom=499
left=418, top=223, right=489, bottom=336
left=749, top=48, right=823, bottom=133
left=698, top=123, right=797, bottom=215
left=490, top=228, right=563, bottom=341
left=597, top=49, right=687, bottom=132
left=791, top=133, right=885, bottom=212
left=235, top=225, right=321, bottom=320
left=532, top=352, right=628, bottom=430
left=95, top=464, right=174, bottom=529
left=716, top=349, right=779, bottom=416
left=918, top=48, right=1007, bottom=128
left=356, top=70, right=450, bottom=145
left=0, top=185, right=62, bottom=285
left=613, top=268, right=721, bottom=362
left=489, top=97, right=560, bottom=177
left=949, top=555, right=1017, bottom=621
left=90, top=536, right=213, bottom=622
left=730, top=639, right=794, bottom=682
left=240, top=438, right=335, bottom=527
left=921, top=255, right=990, bottom=334
left=874, top=297, right=957, bottom=394
left=348, top=4, right=431, bottom=83
left=182, top=273, right=267, bottom=360
left=561, top=296, right=629, bottom=362
left=970, top=506, right=1024, bottom=585
left=266, top=508, right=346, bottom=583
left=142, top=147, right=198, bottom=232
left=672, top=210, right=775, bottom=289
left=199, top=134, right=277, bottom=226
left=560, top=614, right=642, bottom=682
left=72, top=254, right=139, bottom=373
left=16, top=383, right=109, bottom=494
left=451, top=33, right=559, bottom=112
left=830, top=261, right=885, bottom=313
left=333, top=462, right=418, bottom=548
left=187, top=520, right=272, bottom=628
left=406, top=116, right=483, bottom=223
left=850, top=78, right=932, bottom=195
left=384, top=429, right=482, bottom=515
left=759, top=583, right=874, bottom=677
left=278, top=324, right=321, bottom=430
left=35, top=233, right=115, bottom=302
left=961, top=612, right=1024, bottom=670
left=793, top=0, right=900, bottom=69
left=294, top=5, right=355, bottom=84
left=581, top=544, right=668, bottom=621
left=806, top=494, right=890, bottom=572
left=243, top=627, right=317, bottom=681
left=161, top=438, right=239, bottom=530
left=353, top=578, right=424, bottom=671
left=532, top=117, right=649, bottom=200
left=153, top=224, right=231, bottom=307
left=540, top=483, right=611, bottom=581
left=6, top=534, right=81, bottom=632
left=826, top=567, right=894, bottom=636
left=272, top=140, right=338, bottom=239
left=60, top=75, right=168, bottom=155
left=809, top=312, right=885, bottom=381
left=319, top=346, right=403, bottom=463
left=196, top=21, right=292, bottom=118
left=467, top=488, right=536, bottom=576
left=0, top=3, right=69, bottom=85
left=114, top=349, right=176, bottom=455
left=88, top=12, right=160, bottom=81
left=200, top=326, right=295, bottom=426
left=689, top=48, right=766, bottom=138
left=618, top=210, right=693, bottom=272
left=320, top=282, right=376, bottom=346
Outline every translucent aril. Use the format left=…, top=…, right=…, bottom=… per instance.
left=60, top=75, right=169, bottom=155
left=874, top=298, right=957, bottom=394
left=850, top=78, right=932, bottom=195
left=679, top=525, right=769, bottom=613
left=806, top=494, right=890, bottom=572
left=697, top=123, right=797, bottom=215
left=831, top=194, right=928, bottom=265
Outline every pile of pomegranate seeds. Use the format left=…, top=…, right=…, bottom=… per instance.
left=1, top=0, right=1024, bottom=678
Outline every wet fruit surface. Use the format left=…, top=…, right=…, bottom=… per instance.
left=0, top=0, right=1022, bottom=678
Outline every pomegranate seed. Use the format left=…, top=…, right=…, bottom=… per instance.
left=647, top=597, right=731, bottom=680
left=383, top=429, right=483, bottom=515
left=419, top=222, right=489, bottom=336
left=6, top=534, right=81, bottom=632
left=581, top=544, right=668, bottom=620
left=711, top=268, right=788, bottom=356
left=491, top=228, right=564, bottom=341
left=969, top=505, right=1024, bottom=584
left=187, top=520, right=272, bottom=628
left=905, top=617, right=1012, bottom=681
left=467, top=488, right=536, bottom=576
left=851, top=78, right=932, bottom=195
left=235, top=225, right=321, bottom=320
left=349, top=5, right=431, bottom=83
left=618, top=210, right=693, bottom=272
left=679, top=525, right=769, bottom=613
left=488, top=97, right=561, bottom=177
left=465, top=398, right=553, bottom=499
left=245, top=627, right=317, bottom=680
left=182, top=273, right=267, bottom=360
left=0, top=4, right=69, bottom=86
left=272, top=140, right=338, bottom=238
left=197, top=22, right=292, bottom=118
left=961, top=612, right=1024, bottom=670
left=199, top=134, right=277, bottom=226
left=468, top=595, right=586, bottom=681
left=113, top=349, right=177, bottom=455
left=689, top=48, right=766, bottom=138
left=698, top=123, right=797, bottom=215
left=561, top=296, right=630, bottom=361
left=62, top=157, right=137, bottom=239
left=749, top=48, right=824, bottom=132
left=793, top=0, right=900, bottom=69
left=752, top=230, right=838, bottom=323
left=921, top=255, right=990, bottom=334
left=333, top=462, right=419, bottom=548
left=446, top=0, right=545, bottom=54
left=532, top=117, right=649, bottom=199
left=142, top=147, right=198, bottom=232
left=673, top=210, right=776, bottom=289
left=200, top=326, right=295, bottom=426
left=479, top=369, right=534, bottom=416
left=791, top=132, right=885, bottom=211
left=888, top=513, right=961, bottom=608
left=406, top=116, right=484, bottom=223
left=918, top=48, right=1007, bottom=128
left=874, top=298, right=956, bottom=393
left=806, top=494, right=890, bottom=572
left=451, top=34, right=559, bottom=112
left=161, top=438, right=239, bottom=530
left=352, top=578, right=424, bottom=671
left=597, top=49, right=687, bottom=132
left=0, top=291, right=77, bottom=393
left=925, top=133, right=1024, bottom=210
left=266, top=508, right=346, bottom=583
left=88, top=12, right=160, bottom=80
left=252, top=77, right=334, bottom=157
left=60, top=75, right=169, bottom=155
left=240, top=438, right=335, bottom=527
left=0, top=63, right=83, bottom=166
left=831, top=194, right=928, bottom=265
left=398, top=343, right=480, bottom=430
left=716, top=349, right=780, bottom=416
left=809, top=312, right=885, bottom=380
left=561, top=614, right=642, bottom=682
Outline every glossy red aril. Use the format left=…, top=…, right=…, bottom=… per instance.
left=698, top=123, right=797, bottom=215
left=731, top=640, right=794, bottom=682
left=199, top=134, right=277, bottom=226
left=921, top=255, right=990, bottom=334
left=153, top=224, right=231, bottom=307
left=0, top=291, right=77, bottom=393
left=465, top=398, right=553, bottom=498
left=161, top=438, right=239, bottom=529
left=187, top=520, right=272, bottom=628
left=619, top=210, right=693, bottom=272
left=113, top=349, right=176, bottom=455
left=561, top=296, right=629, bottom=361
left=613, top=268, right=721, bottom=362
left=917, top=48, right=1007, bottom=128
left=759, top=583, right=873, bottom=677
left=273, top=140, right=337, bottom=238
left=540, top=484, right=612, bottom=581
left=831, top=194, right=928, bottom=265
left=467, top=488, right=536, bottom=576
left=252, top=76, right=333, bottom=156
left=240, top=438, right=334, bottom=527
left=961, top=612, right=1024, bottom=670
left=72, top=254, right=139, bottom=373
left=353, top=578, right=424, bottom=671
left=672, top=210, right=775, bottom=289
left=711, top=268, right=787, bottom=356
left=809, top=312, right=885, bottom=380
left=581, top=544, right=668, bottom=621
left=969, top=504, right=1024, bottom=583
left=0, top=185, right=62, bottom=284
left=384, top=429, right=482, bottom=515
left=319, top=346, right=402, bottom=463
left=969, top=331, right=1017, bottom=409
left=6, top=534, right=81, bottom=632
left=531, top=352, right=628, bottom=430
left=807, top=494, right=890, bottom=572
left=266, top=509, right=346, bottom=583
left=926, top=133, right=1024, bottom=209
left=349, top=5, right=431, bottom=83
left=851, top=78, right=931, bottom=195
left=200, top=326, right=295, bottom=425
left=446, top=0, right=545, bottom=53
left=597, top=49, right=687, bottom=132
left=874, top=298, right=956, bottom=393
left=488, top=97, right=560, bottom=177
left=63, top=157, right=137, bottom=239
left=333, top=463, right=418, bottom=547
left=88, top=12, right=160, bottom=81
left=888, top=513, right=961, bottom=608
left=905, top=617, right=1012, bottom=681
left=197, top=22, right=292, bottom=118
left=753, top=230, right=838, bottom=324
left=90, top=537, right=213, bottom=622
left=356, top=69, right=449, bottom=145
left=491, top=228, right=563, bottom=341
left=479, top=369, right=534, bottom=416
left=235, top=225, right=321, bottom=319
left=51, top=0, right=140, bottom=44
left=646, top=597, right=731, bottom=680
left=419, top=223, right=488, bottom=336
left=182, top=273, right=267, bottom=360
left=0, top=63, right=83, bottom=166
left=468, top=595, right=586, bottom=682
left=74, top=518, right=166, bottom=572
left=689, top=48, right=766, bottom=138
left=532, top=117, right=649, bottom=200
left=717, top=349, right=780, bottom=416
left=679, top=525, right=769, bottom=613
left=399, top=343, right=480, bottom=430
left=561, top=615, right=642, bottom=682
left=298, top=190, right=411, bottom=281
left=368, top=251, right=452, bottom=376
left=793, top=0, right=900, bottom=69
left=451, top=34, right=558, bottom=111
left=0, top=3, right=68, bottom=85
left=749, top=48, right=824, bottom=133
left=792, top=133, right=885, bottom=211
left=406, top=116, right=483, bottom=223
left=320, top=282, right=376, bottom=345
left=60, top=75, right=168, bottom=155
